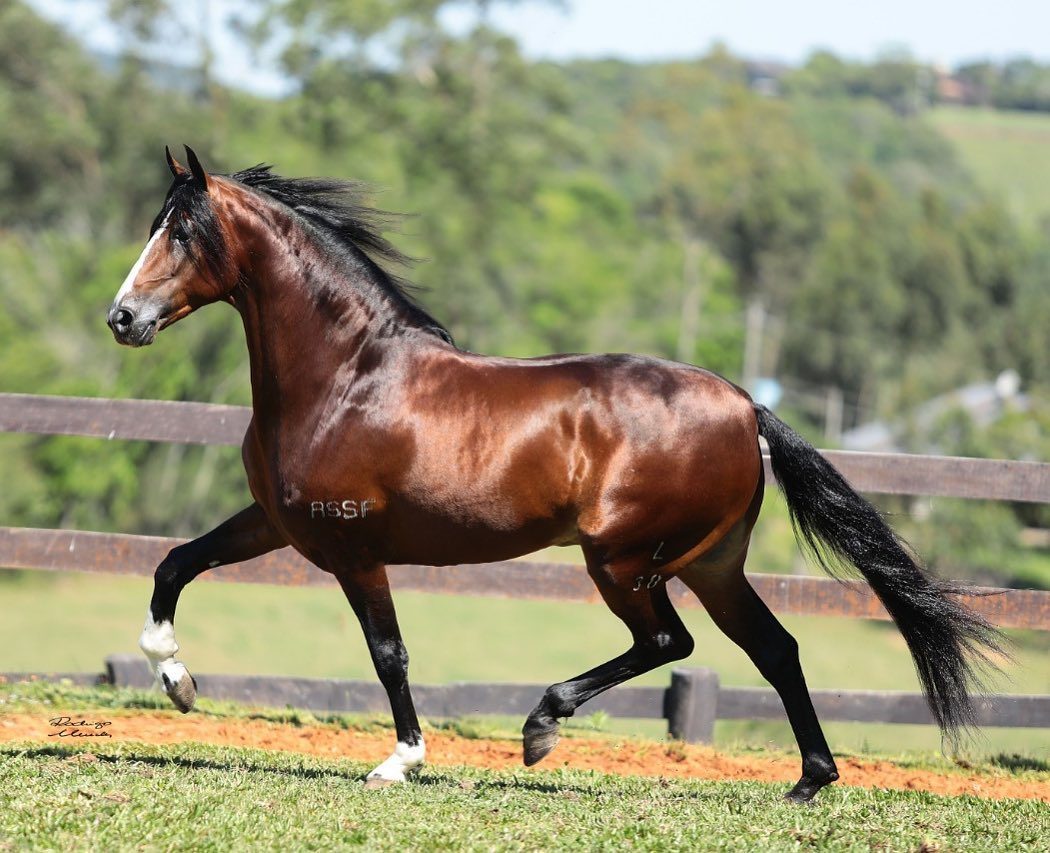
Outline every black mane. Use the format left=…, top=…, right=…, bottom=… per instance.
left=161, top=164, right=453, bottom=345
left=233, top=165, right=453, bottom=345
left=238, top=166, right=455, bottom=345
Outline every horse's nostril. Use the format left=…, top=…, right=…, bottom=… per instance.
left=109, top=307, right=135, bottom=332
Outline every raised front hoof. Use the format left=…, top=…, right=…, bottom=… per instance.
left=522, top=720, right=560, bottom=767
left=783, top=771, right=838, bottom=804
left=159, top=662, right=197, bottom=714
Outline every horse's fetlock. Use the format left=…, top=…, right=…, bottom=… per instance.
left=803, top=754, right=838, bottom=783
left=543, top=683, right=576, bottom=719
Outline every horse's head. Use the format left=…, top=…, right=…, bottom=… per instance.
left=108, top=146, right=237, bottom=346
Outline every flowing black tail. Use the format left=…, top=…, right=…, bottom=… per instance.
left=754, top=403, right=1002, bottom=741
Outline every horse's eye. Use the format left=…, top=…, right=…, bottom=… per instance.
left=172, top=224, right=190, bottom=245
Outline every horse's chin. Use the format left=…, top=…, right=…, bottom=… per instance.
left=112, top=323, right=158, bottom=347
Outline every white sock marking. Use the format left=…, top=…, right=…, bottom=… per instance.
left=138, top=609, right=189, bottom=689
left=367, top=739, right=426, bottom=783
left=139, top=610, right=178, bottom=662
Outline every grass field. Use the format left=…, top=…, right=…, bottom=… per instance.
left=4, top=742, right=1047, bottom=852
left=930, top=106, right=1050, bottom=227
left=2, top=561, right=1048, bottom=758
left=1, top=684, right=1048, bottom=851
left=2, top=742, right=1043, bottom=852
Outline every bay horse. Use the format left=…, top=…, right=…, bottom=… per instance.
left=108, top=147, right=999, bottom=802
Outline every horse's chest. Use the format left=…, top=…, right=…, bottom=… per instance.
left=242, top=420, right=385, bottom=549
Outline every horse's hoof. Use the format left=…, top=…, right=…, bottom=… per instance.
left=784, top=786, right=817, bottom=805
left=158, top=661, right=197, bottom=714
left=364, top=776, right=399, bottom=790
left=784, top=771, right=837, bottom=804
left=522, top=723, right=560, bottom=766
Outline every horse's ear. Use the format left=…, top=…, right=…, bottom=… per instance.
left=184, top=145, right=209, bottom=191
left=165, top=145, right=188, bottom=178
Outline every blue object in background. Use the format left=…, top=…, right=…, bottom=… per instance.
left=752, top=377, right=783, bottom=410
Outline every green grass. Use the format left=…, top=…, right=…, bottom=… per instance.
left=0, top=738, right=1047, bottom=852
left=930, top=106, right=1050, bottom=227
left=2, top=682, right=1047, bottom=850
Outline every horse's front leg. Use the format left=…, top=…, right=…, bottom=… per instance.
left=334, top=564, right=424, bottom=787
left=139, top=502, right=285, bottom=712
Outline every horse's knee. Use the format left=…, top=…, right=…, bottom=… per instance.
left=542, top=682, right=576, bottom=719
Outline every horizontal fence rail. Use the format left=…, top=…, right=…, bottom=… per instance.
left=6, top=661, right=1047, bottom=742
left=1, top=393, right=1048, bottom=502
left=0, top=393, right=250, bottom=446
left=1, top=527, right=1047, bottom=630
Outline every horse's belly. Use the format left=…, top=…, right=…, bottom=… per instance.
left=381, top=501, right=578, bottom=566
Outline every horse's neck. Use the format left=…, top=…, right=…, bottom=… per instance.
left=235, top=239, right=393, bottom=424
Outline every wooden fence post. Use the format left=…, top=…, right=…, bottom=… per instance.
left=666, top=667, right=719, bottom=743
left=106, top=654, right=153, bottom=689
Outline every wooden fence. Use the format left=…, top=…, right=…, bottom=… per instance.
left=1, top=392, right=1048, bottom=740
left=1, top=526, right=1047, bottom=629
left=2, top=392, right=1047, bottom=503
left=4, top=657, right=1047, bottom=745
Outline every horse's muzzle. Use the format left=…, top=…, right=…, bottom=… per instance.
left=107, top=304, right=157, bottom=347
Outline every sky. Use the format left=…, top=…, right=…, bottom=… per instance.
left=467, top=0, right=1050, bottom=68
left=31, top=0, right=1050, bottom=95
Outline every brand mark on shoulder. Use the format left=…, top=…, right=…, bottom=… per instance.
left=309, top=498, right=377, bottom=520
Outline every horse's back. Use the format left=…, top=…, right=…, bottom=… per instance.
left=425, top=350, right=763, bottom=561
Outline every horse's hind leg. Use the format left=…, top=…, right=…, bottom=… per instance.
left=678, top=556, right=838, bottom=803
left=140, top=502, right=284, bottom=712
left=522, top=559, right=694, bottom=766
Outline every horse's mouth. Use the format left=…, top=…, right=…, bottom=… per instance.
left=136, top=321, right=158, bottom=346
left=118, top=310, right=185, bottom=346
left=114, top=320, right=157, bottom=348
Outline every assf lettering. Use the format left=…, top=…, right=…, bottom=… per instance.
left=310, top=499, right=376, bottom=520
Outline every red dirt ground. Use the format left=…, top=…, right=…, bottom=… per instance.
left=2, top=712, right=1046, bottom=802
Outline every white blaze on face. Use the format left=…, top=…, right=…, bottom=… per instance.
left=114, top=212, right=171, bottom=305
left=367, top=738, right=426, bottom=783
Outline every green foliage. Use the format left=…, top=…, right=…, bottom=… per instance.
left=882, top=398, right=1050, bottom=586
left=0, top=2, right=216, bottom=237
left=785, top=49, right=933, bottom=116
left=956, top=58, right=1050, bottom=112
left=0, top=2, right=103, bottom=230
